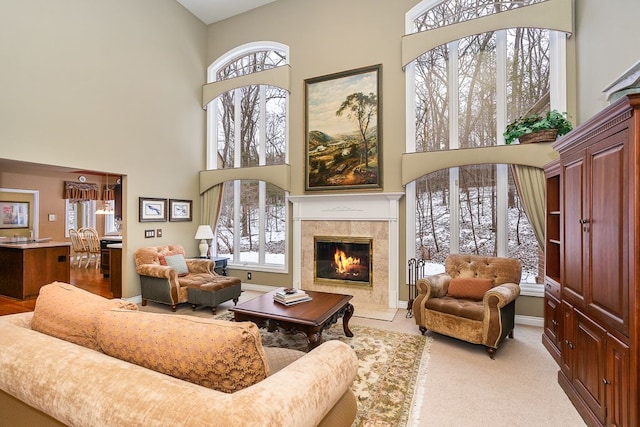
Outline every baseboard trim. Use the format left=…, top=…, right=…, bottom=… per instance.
left=515, top=315, right=543, bottom=327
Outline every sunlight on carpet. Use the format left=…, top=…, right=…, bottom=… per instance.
left=214, top=311, right=431, bottom=427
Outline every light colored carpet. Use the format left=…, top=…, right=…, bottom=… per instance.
left=140, top=291, right=586, bottom=427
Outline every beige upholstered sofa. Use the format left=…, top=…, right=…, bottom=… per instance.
left=412, top=254, right=521, bottom=358
left=0, top=283, right=358, bottom=427
left=134, top=244, right=241, bottom=313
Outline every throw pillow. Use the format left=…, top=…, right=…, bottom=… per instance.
left=446, top=277, right=494, bottom=300
left=163, top=253, right=189, bottom=276
left=157, top=252, right=177, bottom=266
left=96, top=310, right=270, bottom=393
left=31, top=282, right=138, bottom=351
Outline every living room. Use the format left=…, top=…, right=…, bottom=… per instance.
left=1, top=0, right=639, bottom=425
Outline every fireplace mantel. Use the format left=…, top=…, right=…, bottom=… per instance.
left=288, top=193, right=403, bottom=310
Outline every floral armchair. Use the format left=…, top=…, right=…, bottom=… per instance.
left=134, top=245, right=240, bottom=313
left=412, top=254, right=521, bottom=358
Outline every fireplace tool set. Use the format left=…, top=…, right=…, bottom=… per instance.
left=406, top=258, right=426, bottom=318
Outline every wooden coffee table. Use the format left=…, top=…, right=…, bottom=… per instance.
left=230, top=289, right=354, bottom=350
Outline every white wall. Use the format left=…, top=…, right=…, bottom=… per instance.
left=0, top=0, right=207, bottom=297
left=574, top=0, right=640, bottom=122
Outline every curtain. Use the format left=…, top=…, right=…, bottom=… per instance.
left=201, top=184, right=224, bottom=255
left=511, top=165, right=545, bottom=247
left=102, top=184, right=117, bottom=201
left=63, top=181, right=100, bottom=202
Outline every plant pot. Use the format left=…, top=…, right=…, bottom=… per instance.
left=518, top=128, right=558, bottom=144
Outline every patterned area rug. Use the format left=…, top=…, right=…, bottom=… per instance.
left=215, top=312, right=431, bottom=427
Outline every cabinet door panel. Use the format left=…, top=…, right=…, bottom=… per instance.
left=587, top=132, right=629, bottom=334
left=544, top=293, right=561, bottom=347
left=573, top=311, right=607, bottom=424
left=561, top=301, right=574, bottom=378
left=606, top=334, right=630, bottom=427
left=562, top=156, right=585, bottom=305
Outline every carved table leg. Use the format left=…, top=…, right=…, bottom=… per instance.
left=307, top=331, right=323, bottom=350
left=342, top=303, right=354, bottom=337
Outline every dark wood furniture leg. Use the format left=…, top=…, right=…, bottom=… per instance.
left=343, top=303, right=354, bottom=337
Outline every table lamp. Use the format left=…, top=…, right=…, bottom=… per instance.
left=194, top=225, right=214, bottom=258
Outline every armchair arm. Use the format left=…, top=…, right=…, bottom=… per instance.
left=417, top=273, right=451, bottom=299
left=185, top=258, right=214, bottom=274
left=412, top=273, right=451, bottom=327
left=483, top=282, right=520, bottom=308
left=482, top=283, right=520, bottom=349
left=135, top=264, right=177, bottom=280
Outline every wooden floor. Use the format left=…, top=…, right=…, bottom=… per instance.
left=0, top=266, right=111, bottom=316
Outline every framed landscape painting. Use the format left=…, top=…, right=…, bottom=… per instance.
left=305, top=64, right=382, bottom=191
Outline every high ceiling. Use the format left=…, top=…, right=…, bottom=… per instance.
left=175, top=0, right=277, bottom=25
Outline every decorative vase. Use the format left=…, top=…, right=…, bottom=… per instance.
left=518, top=128, right=558, bottom=144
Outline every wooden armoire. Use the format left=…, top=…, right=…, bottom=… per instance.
left=543, top=94, right=639, bottom=427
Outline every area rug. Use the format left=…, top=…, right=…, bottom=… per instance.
left=215, top=311, right=432, bottom=427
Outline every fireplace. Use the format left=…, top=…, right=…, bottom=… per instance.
left=314, top=236, right=372, bottom=287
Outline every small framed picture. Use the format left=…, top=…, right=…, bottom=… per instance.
left=169, top=199, right=192, bottom=222
left=139, top=197, right=167, bottom=222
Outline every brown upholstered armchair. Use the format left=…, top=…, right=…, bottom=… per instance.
left=134, top=245, right=241, bottom=313
left=412, top=254, right=521, bottom=358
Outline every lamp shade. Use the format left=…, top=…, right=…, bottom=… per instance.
left=194, top=225, right=214, bottom=240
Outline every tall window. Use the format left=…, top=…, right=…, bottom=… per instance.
left=207, top=43, right=288, bottom=269
left=406, top=0, right=567, bottom=284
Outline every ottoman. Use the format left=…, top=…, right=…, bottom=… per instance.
left=187, top=276, right=242, bottom=314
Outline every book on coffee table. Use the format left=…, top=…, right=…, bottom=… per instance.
left=273, top=295, right=313, bottom=306
left=273, top=288, right=313, bottom=305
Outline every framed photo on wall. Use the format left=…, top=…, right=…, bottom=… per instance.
left=169, top=199, right=192, bottom=222
left=0, top=201, right=29, bottom=228
left=304, top=64, right=382, bottom=191
left=138, top=197, right=167, bottom=222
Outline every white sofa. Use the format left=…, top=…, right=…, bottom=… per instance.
left=0, top=283, right=358, bottom=427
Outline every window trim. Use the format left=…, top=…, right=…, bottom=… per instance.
left=404, top=1, right=569, bottom=289
left=205, top=42, right=290, bottom=272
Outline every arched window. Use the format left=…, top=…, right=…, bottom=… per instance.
left=206, top=42, right=289, bottom=269
left=405, top=0, right=570, bottom=287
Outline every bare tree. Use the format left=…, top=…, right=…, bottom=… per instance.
left=335, top=92, right=377, bottom=168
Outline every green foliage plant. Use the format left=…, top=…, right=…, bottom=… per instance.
left=503, top=110, right=573, bottom=144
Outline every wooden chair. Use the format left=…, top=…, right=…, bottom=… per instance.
left=69, top=229, right=88, bottom=267
left=79, top=228, right=101, bottom=269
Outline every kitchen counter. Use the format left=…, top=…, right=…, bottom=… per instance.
left=0, top=241, right=71, bottom=299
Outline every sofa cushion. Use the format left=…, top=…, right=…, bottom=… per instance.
left=96, top=310, right=270, bottom=393
left=163, top=253, right=189, bottom=276
left=446, top=277, right=493, bottom=300
left=31, top=282, right=138, bottom=351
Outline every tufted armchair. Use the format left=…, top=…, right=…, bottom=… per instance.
left=134, top=245, right=241, bottom=313
left=412, top=254, right=521, bottom=358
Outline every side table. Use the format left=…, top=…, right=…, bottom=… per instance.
left=193, top=256, right=228, bottom=276
left=212, top=256, right=228, bottom=276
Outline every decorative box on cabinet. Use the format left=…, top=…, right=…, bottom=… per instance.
left=544, top=94, right=639, bottom=427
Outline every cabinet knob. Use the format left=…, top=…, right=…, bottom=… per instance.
left=578, top=218, right=589, bottom=224
left=602, top=378, right=610, bottom=385
left=552, top=320, right=558, bottom=326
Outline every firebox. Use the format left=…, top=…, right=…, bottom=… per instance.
left=314, top=236, right=372, bottom=287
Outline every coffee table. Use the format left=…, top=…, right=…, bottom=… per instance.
left=230, top=289, right=354, bottom=350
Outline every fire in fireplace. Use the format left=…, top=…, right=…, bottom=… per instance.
left=314, top=236, right=372, bottom=286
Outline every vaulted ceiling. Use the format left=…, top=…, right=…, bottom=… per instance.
left=175, top=0, right=277, bottom=24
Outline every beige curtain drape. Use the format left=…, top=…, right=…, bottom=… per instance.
left=511, top=165, right=545, bottom=247
left=201, top=184, right=224, bottom=253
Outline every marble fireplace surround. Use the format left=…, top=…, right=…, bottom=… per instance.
left=289, top=193, right=403, bottom=316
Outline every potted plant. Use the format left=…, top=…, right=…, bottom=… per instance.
left=503, top=110, right=573, bottom=144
